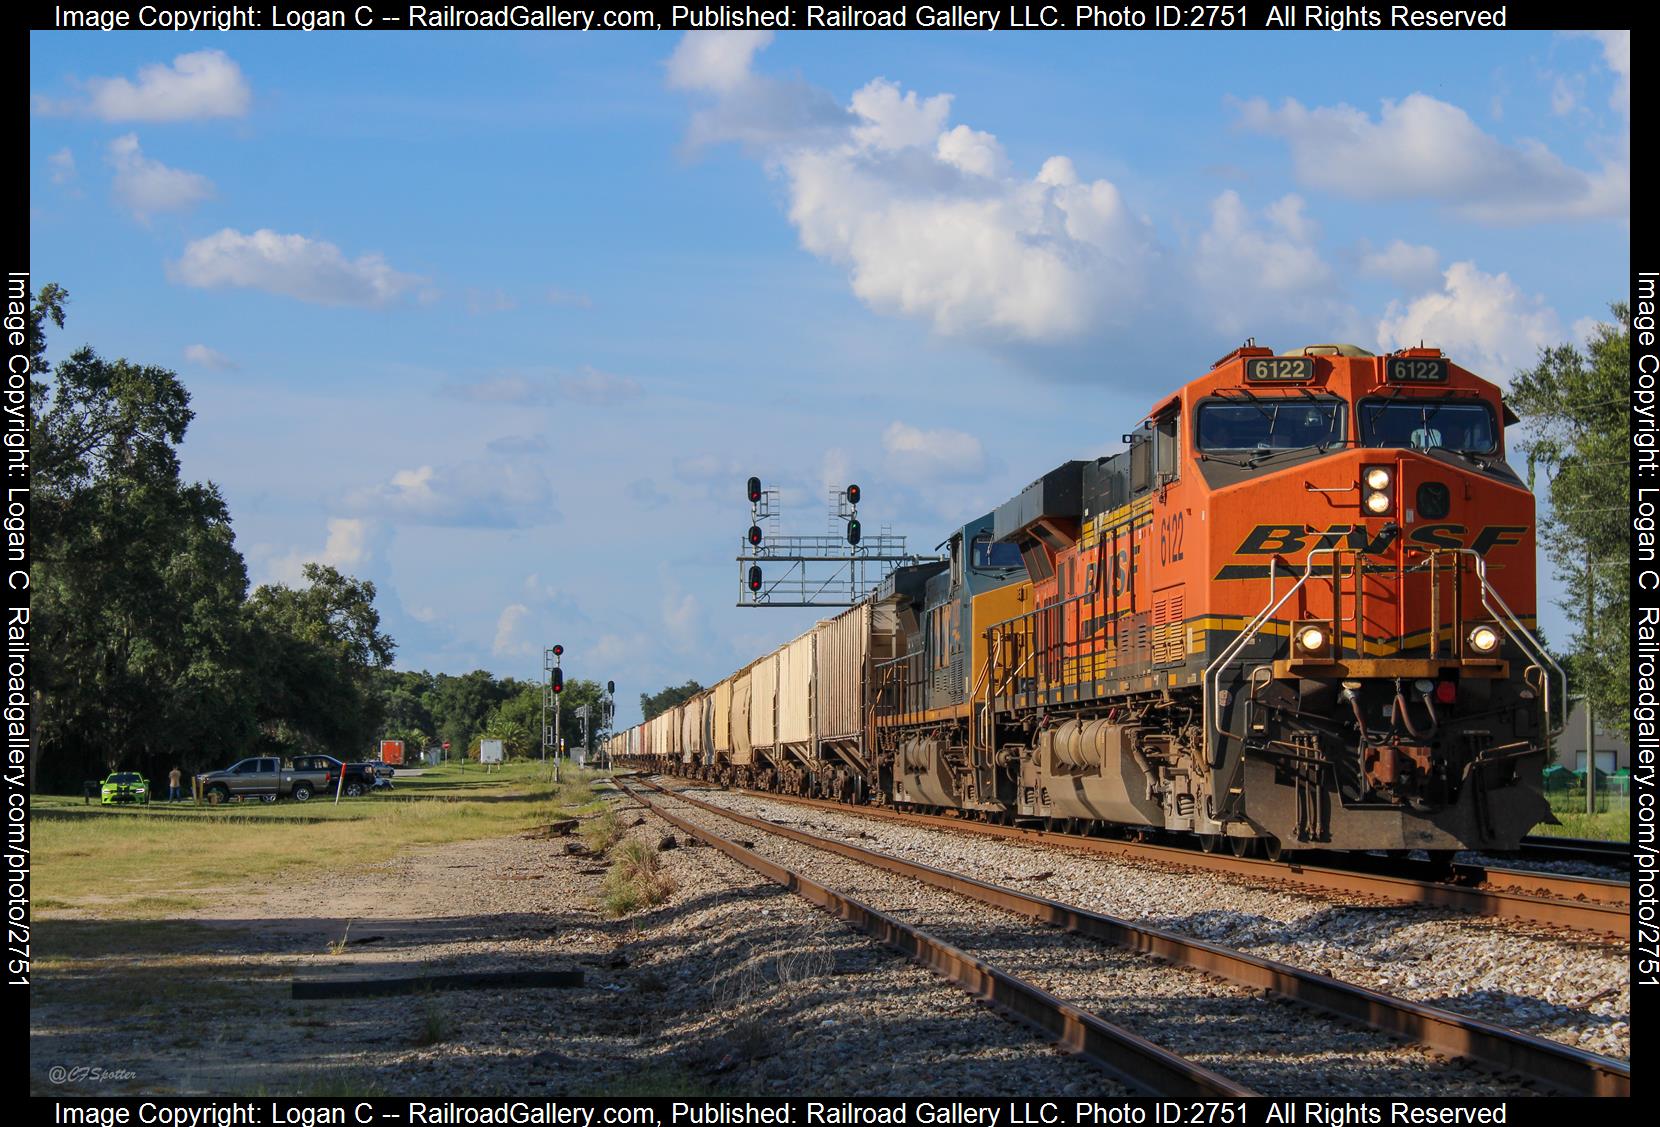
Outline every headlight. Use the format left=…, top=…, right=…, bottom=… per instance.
left=1468, top=625, right=1500, bottom=653
left=1364, top=491, right=1391, bottom=514
left=1365, top=467, right=1391, bottom=491
left=1297, top=626, right=1327, bottom=652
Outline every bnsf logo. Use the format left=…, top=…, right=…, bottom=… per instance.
left=1235, top=524, right=1528, bottom=556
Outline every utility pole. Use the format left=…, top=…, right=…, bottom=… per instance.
left=1585, top=545, right=1596, bottom=816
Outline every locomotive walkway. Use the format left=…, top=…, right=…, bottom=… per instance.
left=624, top=777, right=1629, bottom=1097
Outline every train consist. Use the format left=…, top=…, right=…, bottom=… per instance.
left=609, top=342, right=1563, bottom=855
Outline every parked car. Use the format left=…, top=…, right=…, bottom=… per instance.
left=100, top=771, right=150, bottom=805
left=289, top=755, right=377, bottom=799
left=360, top=760, right=396, bottom=787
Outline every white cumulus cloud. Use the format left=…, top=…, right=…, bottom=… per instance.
left=83, top=50, right=251, bottom=121
left=1358, top=239, right=1442, bottom=291
left=1377, top=262, right=1562, bottom=383
left=171, top=228, right=423, bottom=306
left=107, top=134, right=213, bottom=220
left=48, top=148, right=76, bottom=185
left=668, top=36, right=1175, bottom=346
left=1234, top=93, right=1627, bottom=224
left=493, top=604, right=534, bottom=658
left=882, top=421, right=986, bottom=480
left=265, top=518, right=376, bottom=585
left=559, top=367, right=639, bottom=405
left=349, top=459, right=560, bottom=528
left=665, top=31, right=773, bottom=92
left=1193, top=192, right=1343, bottom=337
left=183, top=343, right=236, bottom=370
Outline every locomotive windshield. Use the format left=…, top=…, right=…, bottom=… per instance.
left=1358, top=399, right=1497, bottom=453
left=1196, top=399, right=1345, bottom=452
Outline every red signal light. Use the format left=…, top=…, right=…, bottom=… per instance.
left=846, top=483, right=860, bottom=506
left=551, top=668, right=564, bottom=693
left=552, top=644, right=564, bottom=656
left=747, top=565, right=763, bottom=592
left=748, top=524, right=763, bottom=546
left=747, top=476, right=762, bottom=504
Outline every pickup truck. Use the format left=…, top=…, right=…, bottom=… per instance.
left=194, top=756, right=376, bottom=804
left=292, top=755, right=378, bottom=799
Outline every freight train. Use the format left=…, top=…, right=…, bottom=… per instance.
left=609, top=341, right=1563, bottom=855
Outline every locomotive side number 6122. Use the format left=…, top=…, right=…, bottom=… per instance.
left=1160, top=512, right=1185, bottom=565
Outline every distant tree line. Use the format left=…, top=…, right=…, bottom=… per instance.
left=374, top=669, right=609, bottom=762
left=29, top=285, right=612, bottom=791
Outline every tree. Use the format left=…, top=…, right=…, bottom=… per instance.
left=1508, top=304, right=1630, bottom=734
left=424, top=670, right=515, bottom=759
left=30, top=286, right=257, bottom=788
left=248, top=564, right=395, bottom=758
left=641, top=679, right=704, bottom=722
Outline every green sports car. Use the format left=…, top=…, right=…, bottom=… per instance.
left=100, top=772, right=150, bottom=805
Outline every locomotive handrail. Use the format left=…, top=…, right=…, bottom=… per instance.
left=1204, top=551, right=1342, bottom=765
left=1203, top=546, right=1565, bottom=771
left=1446, top=547, right=1568, bottom=745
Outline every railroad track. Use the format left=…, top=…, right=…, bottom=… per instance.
left=1519, top=835, right=1631, bottom=868
left=625, top=777, right=1629, bottom=1097
left=616, top=779, right=1254, bottom=1098
left=715, top=785, right=1630, bottom=938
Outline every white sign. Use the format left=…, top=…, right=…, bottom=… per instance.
left=480, top=738, right=504, bottom=765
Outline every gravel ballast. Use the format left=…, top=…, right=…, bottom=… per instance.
left=637, top=785, right=1567, bottom=1097
left=670, top=783, right=1630, bottom=1063
left=31, top=800, right=1117, bottom=1096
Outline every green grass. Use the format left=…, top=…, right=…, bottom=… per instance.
left=32, top=765, right=610, bottom=917
left=1534, top=790, right=1631, bottom=841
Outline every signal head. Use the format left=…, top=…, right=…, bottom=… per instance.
left=551, top=668, right=564, bottom=692
left=748, top=524, right=763, bottom=547
left=846, top=483, right=861, bottom=506
left=607, top=680, right=615, bottom=695
left=552, top=644, right=564, bottom=656
left=846, top=518, right=861, bottom=546
left=747, top=476, right=762, bottom=504
left=747, top=565, right=763, bottom=592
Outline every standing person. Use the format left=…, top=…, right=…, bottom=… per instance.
left=168, top=766, right=183, bottom=803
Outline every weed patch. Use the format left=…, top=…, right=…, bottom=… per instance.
left=580, top=810, right=624, bottom=856
left=600, top=839, right=674, bottom=917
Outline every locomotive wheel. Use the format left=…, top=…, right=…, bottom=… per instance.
left=1229, top=835, right=1256, bottom=858
left=1263, top=837, right=1285, bottom=862
left=1199, top=834, right=1222, bottom=853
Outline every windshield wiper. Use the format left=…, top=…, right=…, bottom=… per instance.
left=1248, top=438, right=1350, bottom=466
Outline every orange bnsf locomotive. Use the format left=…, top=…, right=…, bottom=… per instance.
left=616, top=341, right=1562, bottom=855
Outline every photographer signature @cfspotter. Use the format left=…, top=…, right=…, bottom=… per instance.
left=47, top=1065, right=138, bottom=1084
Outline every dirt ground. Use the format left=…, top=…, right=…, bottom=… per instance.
left=29, top=797, right=1106, bottom=1097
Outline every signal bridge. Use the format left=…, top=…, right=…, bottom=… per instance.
left=736, top=478, right=941, bottom=607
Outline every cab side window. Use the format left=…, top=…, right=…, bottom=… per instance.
left=1155, top=411, right=1180, bottom=483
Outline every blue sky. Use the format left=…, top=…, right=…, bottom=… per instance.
left=29, top=29, right=1629, bottom=727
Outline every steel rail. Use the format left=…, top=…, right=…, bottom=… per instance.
left=1519, top=836, right=1631, bottom=868
left=725, top=787, right=1631, bottom=938
left=643, top=779, right=1628, bottom=1097
left=617, top=780, right=1256, bottom=1099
